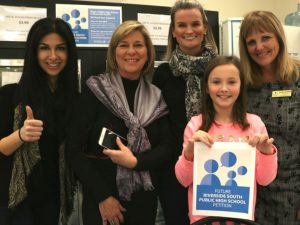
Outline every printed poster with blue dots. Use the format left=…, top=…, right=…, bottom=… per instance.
left=193, top=142, right=256, bottom=220
left=56, top=4, right=122, bottom=47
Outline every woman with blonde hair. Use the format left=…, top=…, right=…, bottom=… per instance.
left=67, top=20, right=173, bottom=225
left=239, top=10, right=300, bottom=225
left=152, top=0, right=218, bottom=224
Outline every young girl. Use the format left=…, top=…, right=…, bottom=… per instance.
left=175, top=56, right=277, bottom=224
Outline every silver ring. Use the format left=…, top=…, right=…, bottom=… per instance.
left=109, top=220, right=115, bottom=225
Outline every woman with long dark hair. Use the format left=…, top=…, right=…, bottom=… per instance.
left=0, top=17, right=79, bottom=225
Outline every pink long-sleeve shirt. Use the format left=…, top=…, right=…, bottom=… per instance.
left=175, top=113, right=277, bottom=224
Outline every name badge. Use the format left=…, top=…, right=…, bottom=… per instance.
left=272, top=90, right=292, bottom=98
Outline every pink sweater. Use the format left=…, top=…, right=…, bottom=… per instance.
left=175, top=113, right=277, bottom=224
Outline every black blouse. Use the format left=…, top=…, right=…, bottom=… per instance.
left=66, top=77, right=173, bottom=204
left=152, top=63, right=187, bottom=162
left=0, top=83, right=66, bottom=207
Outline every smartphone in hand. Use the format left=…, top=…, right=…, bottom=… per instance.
left=98, top=127, right=127, bottom=149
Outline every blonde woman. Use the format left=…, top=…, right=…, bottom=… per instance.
left=152, top=1, right=218, bottom=224
left=67, top=21, right=173, bottom=225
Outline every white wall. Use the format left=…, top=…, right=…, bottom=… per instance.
left=76, top=0, right=300, bottom=23
left=274, top=0, right=299, bottom=24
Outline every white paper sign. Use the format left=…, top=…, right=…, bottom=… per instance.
left=193, top=142, right=256, bottom=220
left=138, top=13, right=170, bottom=46
left=1, top=71, right=22, bottom=86
left=0, top=5, right=47, bottom=42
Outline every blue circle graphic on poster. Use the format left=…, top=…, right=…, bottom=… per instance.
left=71, top=9, right=80, bottom=18
left=221, top=152, right=237, bottom=167
left=204, top=159, right=219, bottom=173
left=225, top=179, right=238, bottom=186
left=227, top=170, right=237, bottom=179
left=238, top=166, right=248, bottom=175
left=62, top=14, right=70, bottom=21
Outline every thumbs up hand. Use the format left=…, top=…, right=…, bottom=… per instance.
left=19, top=106, right=43, bottom=142
left=26, top=105, right=34, bottom=120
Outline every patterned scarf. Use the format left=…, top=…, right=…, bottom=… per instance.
left=169, top=45, right=217, bottom=120
left=86, top=73, right=169, bottom=201
left=9, top=104, right=75, bottom=225
left=9, top=104, right=40, bottom=208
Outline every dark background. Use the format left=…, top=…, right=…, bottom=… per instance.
left=0, top=0, right=219, bottom=87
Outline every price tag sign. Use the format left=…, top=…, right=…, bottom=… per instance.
left=0, top=5, right=47, bottom=42
left=138, top=13, right=170, bottom=46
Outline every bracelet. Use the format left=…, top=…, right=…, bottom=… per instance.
left=18, top=128, right=25, bottom=142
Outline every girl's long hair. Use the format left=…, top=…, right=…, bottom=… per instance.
left=200, top=56, right=249, bottom=132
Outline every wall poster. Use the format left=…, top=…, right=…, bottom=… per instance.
left=56, top=4, right=122, bottom=47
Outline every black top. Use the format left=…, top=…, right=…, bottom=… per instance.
left=66, top=77, right=173, bottom=204
left=122, top=77, right=139, bottom=112
left=0, top=83, right=64, bottom=208
left=0, top=84, right=15, bottom=207
left=152, top=63, right=187, bottom=162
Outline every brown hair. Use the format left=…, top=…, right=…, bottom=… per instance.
left=239, top=10, right=300, bottom=87
left=200, top=56, right=249, bottom=131
left=106, top=20, right=155, bottom=77
left=164, top=0, right=217, bottom=60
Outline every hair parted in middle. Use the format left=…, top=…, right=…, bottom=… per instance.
left=164, top=0, right=218, bottom=60
left=106, top=20, right=155, bottom=77
left=18, top=17, right=78, bottom=124
left=239, top=10, right=300, bottom=87
left=200, top=55, right=249, bottom=132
